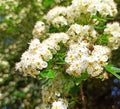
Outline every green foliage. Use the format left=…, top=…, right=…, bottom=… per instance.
left=3, top=19, right=13, bottom=24
left=55, top=50, right=66, bottom=65
left=40, top=43, right=67, bottom=88
left=42, top=0, right=55, bottom=7
left=96, top=34, right=108, bottom=45
left=14, top=6, right=22, bottom=14
left=6, top=27, right=16, bottom=33
left=92, top=15, right=113, bottom=32
left=49, top=25, right=70, bottom=33
left=0, top=6, right=4, bottom=10
left=74, top=71, right=89, bottom=86
left=40, top=69, right=56, bottom=79
left=65, top=71, right=89, bottom=87
left=13, top=91, right=26, bottom=97
left=105, top=64, right=120, bottom=79
left=48, top=43, right=67, bottom=69
left=70, top=85, right=80, bottom=96
left=76, top=13, right=91, bottom=25
left=60, top=70, right=89, bottom=102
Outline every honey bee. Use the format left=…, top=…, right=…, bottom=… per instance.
left=87, top=44, right=94, bottom=52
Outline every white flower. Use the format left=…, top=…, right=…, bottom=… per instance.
left=16, top=38, right=47, bottom=77
left=45, top=6, right=66, bottom=26
left=104, top=22, right=120, bottom=50
left=32, top=21, right=46, bottom=38
left=52, top=16, right=68, bottom=27
left=67, top=24, right=98, bottom=43
left=51, top=99, right=68, bottom=109
left=29, top=38, right=40, bottom=51
left=87, top=63, right=103, bottom=77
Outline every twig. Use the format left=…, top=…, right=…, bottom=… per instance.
left=80, top=83, right=86, bottom=109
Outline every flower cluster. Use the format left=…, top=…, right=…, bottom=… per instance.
left=67, top=24, right=98, bottom=43
left=16, top=39, right=45, bottom=77
left=104, top=22, right=120, bottom=50
left=71, top=0, right=117, bottom=16
left=44, top=6, right=67, bottom=27
left=65, top=41, right=111, bottom=77
left=32, top=21, right=46, bottom=38
left=16, top=33, right=69, bottom=77
left=45, top=0, right=117, bottom=27
left=15, top=0, right=120, bottom=108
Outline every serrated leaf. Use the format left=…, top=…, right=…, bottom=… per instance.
left=105, top=64, right=120, bottom=73
left=40, top=69, right=56, bottom=79
left=105, top=64, right=120, bottom=79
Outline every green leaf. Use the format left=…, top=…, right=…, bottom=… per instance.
left=105, top=64, right=120, bottom=79
left=40, top=69, right=56, bottom=79
left=91, top=15, right=112, bottom=31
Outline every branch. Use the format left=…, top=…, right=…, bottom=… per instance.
left=80, top=83, right=86, bottom=109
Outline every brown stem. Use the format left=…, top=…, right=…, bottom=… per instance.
left=80, top=83, right=86, bottom=109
